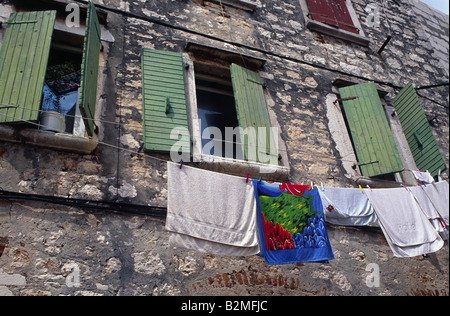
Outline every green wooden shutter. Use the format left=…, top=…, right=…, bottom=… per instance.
left=0, top=11, right=56, bottom=124
left=141, top=49, right=190, bottom=154
left=339, top=82, right=404, bottom=177
left=230, top=64, right=277, bottom=164
left=79, top=1, right=101, bottom=137
left=392, top=82, right=447, bottom=177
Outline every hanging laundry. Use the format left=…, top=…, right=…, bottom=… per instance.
left=423, top=181, right=449, bottom=227
left=165, top=162, right=259, bottom=256
left=318, top=187, right=377, bottom=226
left=364, top=187, right=444, bottom=258
left=412, top=170, right=435, bottom=184
left=409, top=186, right=445, bottom=233
left=253, top=180, right=334, bottom=265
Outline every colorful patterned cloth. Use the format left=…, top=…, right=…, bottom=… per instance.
left=253, top=180, right=335, bottom=265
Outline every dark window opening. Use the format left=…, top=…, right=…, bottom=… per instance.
left=195, top=71, right=241, bottom=159
left=40, top=30, right=84, bottom=135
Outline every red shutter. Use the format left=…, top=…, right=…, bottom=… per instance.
left=306, top=0, right=359, bottom=34
left=306, top=0, right=339, bottom=28
left=333, top=0, right=359, bottom=34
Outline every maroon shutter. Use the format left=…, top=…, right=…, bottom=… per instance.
left=306, top=0, right=339, bottom=28
left=333, top=0, right=359, bottom=34
left=306, top=0, right=359, bottom=34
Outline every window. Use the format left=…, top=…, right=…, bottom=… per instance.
left=195, top=71, right=241, bottom=159
left=330, top=81, right=447, bottom=184
left=203, top=0, right=257, bottom=12
left=0, top=1, right=101, bottom=138
left=141, top=45, right=289, bottom=178
left=299, top=0, right=369, bottom=46
left=337, top=82, right=404, bottom=179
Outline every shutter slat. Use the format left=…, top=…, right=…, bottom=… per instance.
left=340, top=82, right=404, bottom=177
left=392, top=82, right=447, bottom=176
left=230, top=64, right=277, bottom=164
left=141, top=48, right=190, bottom=154
left=306, top=0, right=358, bottom=34
left=79, top=1, right=101, bottom=137
left=0, top=11, right=56, bottom=124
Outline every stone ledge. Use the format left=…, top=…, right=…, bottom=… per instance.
left=307, top=20, right=370, bottom=47
left=0, top=125, right=98, bottom=155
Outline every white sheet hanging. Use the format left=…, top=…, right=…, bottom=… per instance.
left=318, top=187, right=377, bottom=226
left=423, top=181, right=449, bottom=227
left=364, top=187, right=444, bottom=258
left=166, top=162, right=259, bottom=256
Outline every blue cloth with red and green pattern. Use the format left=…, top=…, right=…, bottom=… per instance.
left=253, top=180, right=335, bottom=265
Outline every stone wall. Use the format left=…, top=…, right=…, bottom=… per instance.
left=0, top=0, right=449, bottom=296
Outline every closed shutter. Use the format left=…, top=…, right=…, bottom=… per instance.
left=332, top=0, right=359, bottom=34
left=306, top=0, right=339, bottom=28
left=141, top=49, right=190, bottom=154
left=0, top=11, right=56, bottom=124
left=230, top=64, right=277, bottom=164
left=79, top=1, right=101, bottom=137
left=306, top=0, right=359, bottom=34
left=339, top=82, right=404, bottom=177
left=392, top=82, right=447, bottom=177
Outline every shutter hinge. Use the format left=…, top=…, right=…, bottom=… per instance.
left=247, top=78, right=264, bottom=86
left=353, top=160, right=379, bottom=168
left=1, top=20, right=38, bottom=26
left=334, top=96, right=357, bottom=104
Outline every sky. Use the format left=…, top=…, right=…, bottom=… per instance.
left=420, top=0, right=450, bottom=15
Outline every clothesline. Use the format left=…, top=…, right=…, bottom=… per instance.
left=166, top=162, right=449, bottom=264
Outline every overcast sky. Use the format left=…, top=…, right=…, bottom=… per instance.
left=421, top=0, right=449, bottom=15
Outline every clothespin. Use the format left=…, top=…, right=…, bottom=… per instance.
left=359, top=185, right=364, bottom=193
left=366, top=185, right=372, bottom=192
left=321, top=182, right=324, bottom=190
left=179, top=159, right=183, bottom=169
left=258, top=176, right=262, bottom=184
left=246, top=173, right=249, bottom=183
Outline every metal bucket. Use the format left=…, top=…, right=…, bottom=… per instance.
left=40, top=111, right=65, bottom=133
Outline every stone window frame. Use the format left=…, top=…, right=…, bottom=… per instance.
left=0, top=7, right=114, bottom=155
left=183, top=43, right=290, bottom=181
left=298, top=0, right=370, bottom=46
left=206, top=0, right=258, bottom=12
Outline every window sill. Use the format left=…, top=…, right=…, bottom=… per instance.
left=307, top=20, right=370, bottom=47
left=193, top=154, right=290, bottom=182
left=208, top=0, right=257, bottom=12
left=0, top=125, right=98, bottom=154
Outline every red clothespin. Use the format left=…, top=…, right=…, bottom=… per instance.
left=366, top=185, right=372, bottom=192
left=179, top=159, right=183, bottom=169
left=246, top=173, right=249, bottom=183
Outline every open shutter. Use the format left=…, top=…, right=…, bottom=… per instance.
left=79, top=1, right=101, bottom=137
left=339, top=82, right=404, bottom=177
left=392, top=82, right=447, bottom=177
left=0, top=11, right=56, bottom=124
left=141, top=49, right=190, bottom=154
left=230, top=64, right=277, bottom=164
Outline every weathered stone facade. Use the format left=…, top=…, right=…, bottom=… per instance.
left=0, top=0, right=448, bottom=297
